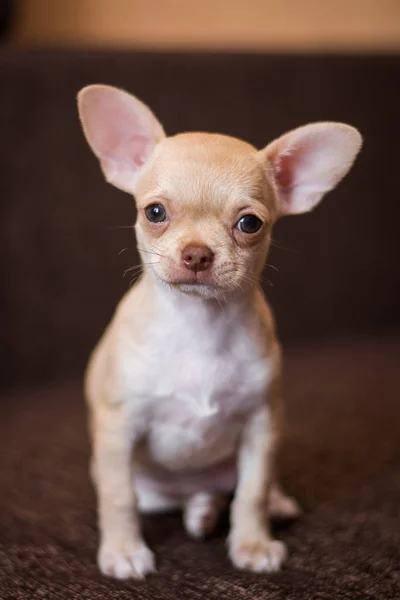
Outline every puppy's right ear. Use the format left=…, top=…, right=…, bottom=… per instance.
left=261, top=122, right=362, bottom=217
left=77, top=85, right=165, bottom=193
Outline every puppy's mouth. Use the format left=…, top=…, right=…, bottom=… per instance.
left=164, top=276, right=219, bottom=289
left=149, top=262, right=245, bottom=296
left=171, top=276, right=206, bottom=286
left=157, top=267, right=215, bottom=286
left=170, top=281, right=223, bottom=299
left=155, top=274, right=242, bottom=299
left=155, top=271, right=224, bottom=295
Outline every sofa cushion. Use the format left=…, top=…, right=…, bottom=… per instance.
left=2, top=335, right=399, bottom=598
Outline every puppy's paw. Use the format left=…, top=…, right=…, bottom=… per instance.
left=98, top=541, right=156, bottom=579
left=184, top=493, right=222, bottom=539
left=228, top=534, right=287, bottom=573
left=268, top=486, right=302, bottom=520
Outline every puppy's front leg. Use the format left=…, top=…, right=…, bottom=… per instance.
left=92, top=407, right=155, bottom=580
left=229, top=398, right=286, bottom=573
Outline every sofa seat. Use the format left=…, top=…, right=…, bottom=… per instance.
left=2, top=333, right=399, bottom=599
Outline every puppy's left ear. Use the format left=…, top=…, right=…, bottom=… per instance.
left=260, top=122, right=362, bottom=216
left=77, top=85, right=165, bottom=193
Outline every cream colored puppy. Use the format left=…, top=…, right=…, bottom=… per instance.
left=77, top=85, right=362, bottom=580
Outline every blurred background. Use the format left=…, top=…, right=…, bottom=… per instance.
left=0, top=0, right=399, bottom=382
left=1, top=3, right=400, bottom=599
left=3, top=0, right=400, bottom=52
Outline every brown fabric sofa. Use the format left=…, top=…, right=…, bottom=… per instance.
left=1, top=49, right=399, bottom=599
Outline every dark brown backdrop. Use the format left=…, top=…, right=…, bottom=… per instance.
left=1, top=50, right=400, bottom=386
left=1, top=50, right=399, bottom=599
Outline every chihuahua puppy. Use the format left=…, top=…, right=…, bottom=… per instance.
left=77, top=85, right=362, bottom=580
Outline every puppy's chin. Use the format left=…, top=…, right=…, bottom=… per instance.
left=154, top=274, right=247, bottom=299
left=159, top=278, right=223, bottom=299
left=173, top=282, right=222, bottom=299
left=150, top=266, right=252, bottom=299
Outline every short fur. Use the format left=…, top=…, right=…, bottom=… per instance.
left=77, top=85, right=362, bottom=579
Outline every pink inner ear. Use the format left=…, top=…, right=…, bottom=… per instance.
left=112, top=134, right=149, bottom=168
left=133, top=143, right=147, bottom=167
left=265, top=122, right=362, bottom=216
left=79, top=85, right=166, bottom=192
left=100, top=130, right=150, bottom=169
left=273, top=147, right=302, bottom=192
left=81, top=89, right=157, bottom=169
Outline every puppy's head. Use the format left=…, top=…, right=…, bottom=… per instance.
left=78, top=85, right=362, bottom=298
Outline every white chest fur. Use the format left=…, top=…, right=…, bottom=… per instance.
left=115, top=287, right=274, bottom=471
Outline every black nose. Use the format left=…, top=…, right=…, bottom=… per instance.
left=182, top=245, right=214, bottom=272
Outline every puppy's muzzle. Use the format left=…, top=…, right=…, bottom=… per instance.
left=181, top=245, right=214, bottom=273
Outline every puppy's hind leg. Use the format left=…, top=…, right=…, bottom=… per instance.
left=184, top=492, right=227, bottom=539
left=268, top=483, right=302, bottom=520
left=137, top=486, right=182, bottom=514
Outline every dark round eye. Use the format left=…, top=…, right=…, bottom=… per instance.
left=236, top=214, right=263, bottom=234
left=145, top=203, right=167, bottom=223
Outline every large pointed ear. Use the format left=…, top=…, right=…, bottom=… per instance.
left=261, top=122, right=362, bottom=216
left=77, top=85, right=165, bottom=193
